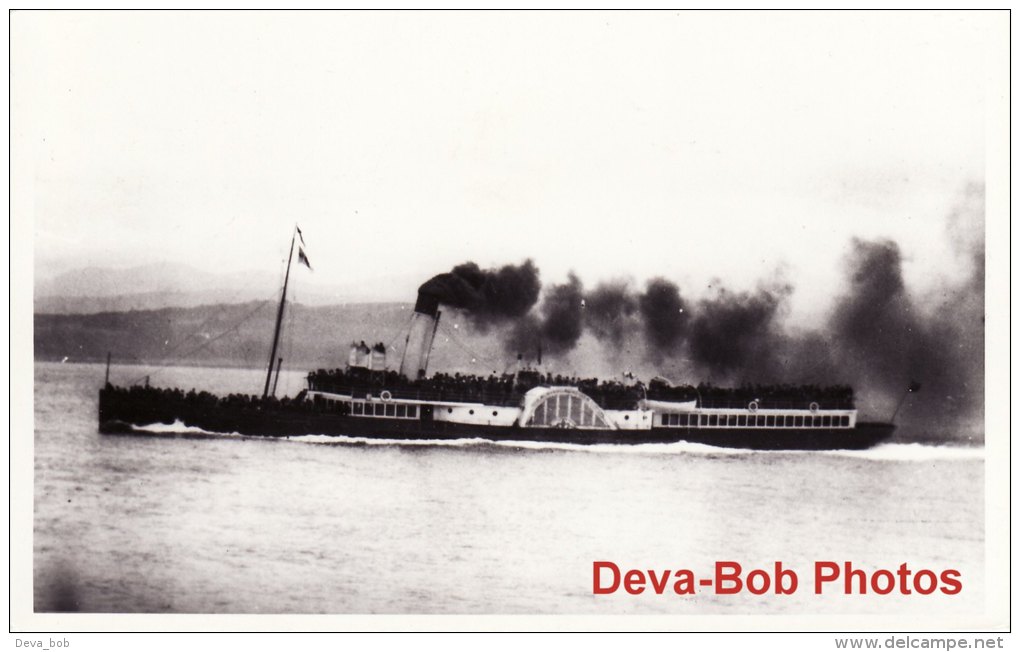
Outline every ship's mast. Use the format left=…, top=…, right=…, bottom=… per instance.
left=263, top=228, right=297, bottom=399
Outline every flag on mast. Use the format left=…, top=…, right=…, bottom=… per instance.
left=298, top=246, right=313, bottom=270
left=296, top=225, right=306, bottom=247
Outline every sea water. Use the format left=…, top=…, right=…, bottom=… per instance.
left=31, top=362, right=985, bottom=615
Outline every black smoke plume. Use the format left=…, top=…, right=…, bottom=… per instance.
left=688, top=283, right=791, bottom=376
left=828, top=239, right=916, bottom=388
left=584, top=281, right=638, bottom=345
left=416, top=260, right=540, bottom=327
left=638, top=278, right=690, bottom=355
left=507, top=274, right=585, bottom=356
left=826, top=232, right=983, bottom=434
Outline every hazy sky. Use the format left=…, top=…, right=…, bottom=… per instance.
left=14, top=10, right=1002, bottom=316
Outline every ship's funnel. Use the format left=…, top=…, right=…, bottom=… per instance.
left=348, top=341, right=371, bottom=369
left=370, top=342, right=388, bottom=371
left=399, top=292, right=441, bottom=379
left=402, top=261, right=538, bottom=378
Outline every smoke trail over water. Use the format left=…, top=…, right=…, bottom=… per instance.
left=415, top=186, right=984, bottom=439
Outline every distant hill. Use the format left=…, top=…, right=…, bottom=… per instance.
left=33, top=301, right=511, bottom=375
left=35, top=290, right=278, bottom=314
left=33, top=262, right=420, bottom=313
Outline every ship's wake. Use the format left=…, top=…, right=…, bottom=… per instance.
left=283, top=434, right=757, bottom=456
left=289, top=436, right=983, bottom=460
left=819, top=442, right=984, bottom=461
left=122, top=420, right=245, bottom=438
left=119, top=421, right=983, bottom=460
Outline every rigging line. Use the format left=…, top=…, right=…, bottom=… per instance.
left=388, top=311, right=416, bottom=357
left=151, top=295, right=273, bottom=365
left=167, top=300, right=275, bottom=368
left=138, top=268, right=284, bottom=368
left=147, top=256, right=287, bottom=364
left=126, top=298, right=275, bottom=386
left=386, top=311, right=416, bottom=367
left=435, top=319, right=505, bottom=371
left=165, top=293, right=279, bottom=363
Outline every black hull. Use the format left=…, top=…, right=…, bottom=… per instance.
left=98, top=388, right=895, bottom=450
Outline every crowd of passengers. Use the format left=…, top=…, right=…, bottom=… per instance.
left=310, top=368, right=539, bottom=405
left=102, top=383, right=311, bottom=410
left=305, top=368, right=854, bottom=409
left=656, top=381, right=855, bottom=408
left=693, top=382, right=854, bottom=407
left=104, top=367, right=854, bottom=412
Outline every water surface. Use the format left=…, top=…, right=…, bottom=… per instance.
left=33, top=362, right=984, bottom=615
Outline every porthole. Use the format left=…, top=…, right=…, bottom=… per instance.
left=447, top=408, right=453, bottom=414
left=492, top=411, right=498, bottom=416
left=624, top=415, right=630, bottom=420
left=469, top=409, right=475, bottom=415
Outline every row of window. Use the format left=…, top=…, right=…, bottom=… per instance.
left=320, top=397, right=419, bottom=419
left=659, top=413, right=851, bottom=428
